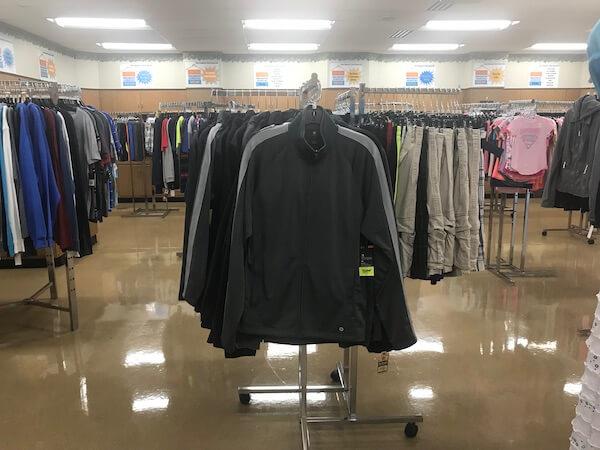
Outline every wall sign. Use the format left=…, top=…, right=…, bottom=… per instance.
left=472, top=60, right=506, bottom=87
left=529, top=63, right=560, bottom=88
left=120, top=63, right=154, bottom=88
left=253, top=62, right=294, bottom=89
left=39, top=51, right=56, bottom=80
left=327, top=60, right=364, bottom=88
left=0, top=38, right=15, bottom=73
left=184, top=59, right=220, bottom=87
left=404, top=63, right=436, bottom=88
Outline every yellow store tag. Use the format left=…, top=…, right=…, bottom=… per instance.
left=359, top=266, right=375, bottom=277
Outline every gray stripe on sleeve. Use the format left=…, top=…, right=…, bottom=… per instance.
left=337, top=126, right=405, bottom=281
left=183, top=123, right=221, bottom=296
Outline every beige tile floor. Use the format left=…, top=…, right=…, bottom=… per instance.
left=0, top=201, right=597, bottom=449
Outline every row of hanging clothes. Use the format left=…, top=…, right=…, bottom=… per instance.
left=481, top=104, right=563, bottom=192
left=0, top=96, right=118, bottom=264
left=114, top=115, right=147, bottom=162
left=150, top=111, right=216, bottom=195
left=338, top=111, right=488, bottom=282
left=179, top=106, right=419, bottom=357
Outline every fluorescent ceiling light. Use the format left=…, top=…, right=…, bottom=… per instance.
left=248, top=43, right=319, bottom=51
left=97, top=42, right=174, bottom=51
left=48, top=17, right=148, bottom=29
left=529, top=42, right=587, bottom=51
left=242, top=19, right=334, bottom=31
left=390, top=43, right=462, bottom=51
left=424, top=20, right=518, bottom=31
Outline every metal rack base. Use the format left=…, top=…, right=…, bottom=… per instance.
left=542, top=210, right=596, bottom=245
left=486, top=187, right=556, bottom=285
left=0, top=248, right=78, bottom=331
left=238, top=345, right=423, bottom=449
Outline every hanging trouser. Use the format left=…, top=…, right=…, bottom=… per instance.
left=454, top=128, right=471, bottom=271
left=467, top=128, right=482, bottom=271
left=476, top=142, right=486, bottom=271
left=436, top=128, right=456, bottom=273
left=395, top=125, right=424, bottom=276
left=427, top=129, right=445, bottom=277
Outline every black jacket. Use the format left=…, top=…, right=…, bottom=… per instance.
left=542, top=95, right=600, bottom=223
left=223, top=108, right=416, bottom=354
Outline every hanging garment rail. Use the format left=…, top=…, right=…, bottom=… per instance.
left=238, top=345, right=423, bottom=449
left=211, top=88, right=299, bottom=97
left=0, top=247, right=78, bottom=331
left=158, top=100, right=226, bottom=113
left=461, top=102, right=502, bottom=113
left=501, top=99, right=573, bottom=114
left=359, top=86, right=462, bottom=114
left=486, top=187, right=555, bottom=284
left=542, top=211, right=596, bottom=245
left=211, top=88, right=299, bottom=111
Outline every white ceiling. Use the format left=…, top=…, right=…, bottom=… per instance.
left=0, top=0, right=598, bottom=54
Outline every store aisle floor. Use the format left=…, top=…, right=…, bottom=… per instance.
left=0, top=201, right=595, bottom=450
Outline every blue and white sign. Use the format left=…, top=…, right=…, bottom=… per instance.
left=0, top=38, right=15, bottom=73
left=404, top=63, right=436, bottom=88
left=120, top=63, right=155, bottom=88
left=528, top=63, right=560, bottom=88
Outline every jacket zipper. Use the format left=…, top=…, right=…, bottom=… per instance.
left=299, top=162, right=313, bottom=335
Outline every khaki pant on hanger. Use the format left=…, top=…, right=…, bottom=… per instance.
left=427, top=130, right=445, bottom=277
left=395, top=125, right=423, bottom=276
left=467, top=128, right=482, bottom=271
left=436, top=128, right=456, bottom=273
left=454, top=128, right=471, bottom=271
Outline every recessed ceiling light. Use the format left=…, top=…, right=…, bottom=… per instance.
left=242, top=19, right=334, bottom=31
left=424, top=20, right=518, bottom=31
left=48, top=17, right=149, bottom=29
left=97, top=42, right=174, bottom=51
left=248, top=43, right=319, bottom=51
left=528, top=43, right=588, bottom=51
left=390, top=43, right=462, bottom=51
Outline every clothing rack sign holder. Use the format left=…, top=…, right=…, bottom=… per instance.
left=237, top=345, right=423, bottom=449
left=0, top=247, right=79, bottom=331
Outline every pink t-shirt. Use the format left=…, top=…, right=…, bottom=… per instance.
left=504, top=115, right=556, bottom=176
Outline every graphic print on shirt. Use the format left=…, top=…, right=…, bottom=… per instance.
left=520, top=128, right=540, bottom=149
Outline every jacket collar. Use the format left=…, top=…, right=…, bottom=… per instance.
left=288, top=106, right=337, bottom=157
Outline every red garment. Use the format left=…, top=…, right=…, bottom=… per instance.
left=42, top=108, right=72, bottom=251
left=386, top=120, right=393, bottom=150
left=161, top=118, right=170, bottom=152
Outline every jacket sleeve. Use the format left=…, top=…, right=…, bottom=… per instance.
left=588, top=119, right=600, bottom=225
left=541, top=112, right=570, bottom=208
left=360, top=155, right=417, bottom=351
left=221, top=152, right=256, bottom=355
left=17, top=106, right=48, bottom=249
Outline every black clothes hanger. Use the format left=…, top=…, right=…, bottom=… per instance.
left=302, top=105, right=325, bottom=152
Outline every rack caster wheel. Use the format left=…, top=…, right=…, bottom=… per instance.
left=330, top=369, right=341, bottom=383
left=542, top=230, right=548, bottom=236
left=588, top=238, right=595, bottom=245
left=404, top=422, right=419, bottom=438
left=239, top=393, right=251, bottom=405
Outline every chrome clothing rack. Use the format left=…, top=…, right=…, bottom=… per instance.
left=0, top=247, right=79, bottom=331
left=237, top=345, right=423, bottom=449
left=115, top=113, right=175, bottom=218
left=486, top=187, right=555, bottom=284
left=542, top=210, right=596, bottom=245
